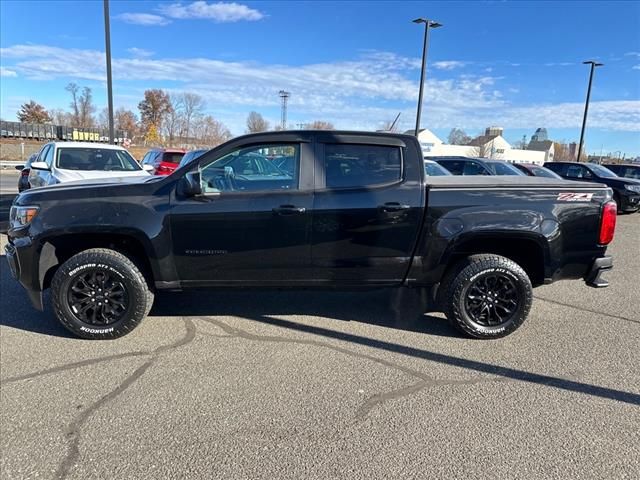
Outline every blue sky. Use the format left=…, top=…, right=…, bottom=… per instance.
left=1, top=0, right=639, bottom=156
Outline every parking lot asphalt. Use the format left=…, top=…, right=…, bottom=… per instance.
left=0, top=169, right=19, bottom=194
left=1, top=215, right=639, bottom=479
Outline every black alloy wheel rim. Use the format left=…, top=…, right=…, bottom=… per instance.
left=464, top=273, right=520, bottom=327
left=67, top=269, right=129, bottom=325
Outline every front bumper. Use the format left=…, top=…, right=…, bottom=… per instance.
left=4, top=239, right=45, bottom=311
left=584, top=256, right=613, bottom=288
left=619, top=191, right=640, bottom=212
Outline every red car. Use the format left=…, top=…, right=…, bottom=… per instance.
left=141, top=148, right=186, bottom=175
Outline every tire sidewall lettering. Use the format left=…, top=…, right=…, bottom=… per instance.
left=67, top=263, right=126, bottom=279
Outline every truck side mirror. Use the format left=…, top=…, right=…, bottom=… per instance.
left=180, top=171, right=202, bottom=197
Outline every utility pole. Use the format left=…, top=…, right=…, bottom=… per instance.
left=279, top=90, right=290, bottom=130
left=413, top=18, right=442, bottom=137
left=577, top=60, right=603, bottom=162
left=103, top=0, right=115, bottom=144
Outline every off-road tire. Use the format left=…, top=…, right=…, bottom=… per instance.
left=438, top=254, right=532, bottom=339
left=51, top=248, right=153, bottom=339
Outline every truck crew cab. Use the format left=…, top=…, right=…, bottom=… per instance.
left=6, top=131, right=616, bottom=340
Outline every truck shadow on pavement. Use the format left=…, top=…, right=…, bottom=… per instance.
left=149, top=288, right=457, bottom=337
left=3, top=262, right=639, bottom=406
left=0, top=260, right=455, bottom=338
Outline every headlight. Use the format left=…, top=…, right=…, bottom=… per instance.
left=9, top=205, right=39, bottom=228
left=624, top=184, right=640, bottom=193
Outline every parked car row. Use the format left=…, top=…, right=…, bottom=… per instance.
left=13, top=143, right=640, bottom=216
left=544, top=162, right=640, bottom=213
left=422, top=155, right=640, bottom=214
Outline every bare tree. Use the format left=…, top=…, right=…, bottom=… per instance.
left=181, top=93, right=205, bottom=140
left=64, top=83, right=94, bottom=127
left=97, top=108, right=109, bottom=129
left=307, top=120, right=334, bottom=130
left=17, top=100, right=52, bottom=123
left=50, top=108, right=72, bottom=126
left=78, top=86, right=95, bottom=127
left=447, top=128, right=472, bottom=145
left=193, top=115, right=232, bottom=147
left=246, top=111, right=270, bottom=133
left=66, top=83, right=80, bottom=125
left=164, top=94, right=184, bottom=146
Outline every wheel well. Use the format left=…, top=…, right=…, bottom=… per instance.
left=449, top=237, right=546, bottom=286
left=42, top=233, right=154, bottom=290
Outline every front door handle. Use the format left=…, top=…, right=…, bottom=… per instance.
left=378, top=202, right=411, bottom=213
left=273, top=205, right=306, bottom=215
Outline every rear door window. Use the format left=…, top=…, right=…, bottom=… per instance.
left=546, top=163, right=568, bottom=175
left=462, top=161, right=488, bottom=175
left=566, top=165, right=591, bottom=179
left=624, top=167, right=640, bottom=179
left=323, top=144, right=402, bottom=188
left=438, top=161, right=464, bottom=175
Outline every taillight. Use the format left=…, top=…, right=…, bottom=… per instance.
left=599, top=201, right=617, bottom=245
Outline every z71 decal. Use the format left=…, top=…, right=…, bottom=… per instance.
left=557, top=192, right=594, bottom=202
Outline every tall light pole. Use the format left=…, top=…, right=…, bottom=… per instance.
left=576, top=60, right=603, bottom=162
left=279, top=90, right=290, bottom=130
left=413, top=18, right=442, bottom=137
left=103, top=0, right=115, bottom=144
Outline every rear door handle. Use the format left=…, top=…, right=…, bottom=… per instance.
left=272, top=205, right=306, bottom=215
left=378, top=202, right=411, bottom=213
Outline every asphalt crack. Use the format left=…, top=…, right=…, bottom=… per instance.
left=197, top=316, right=504, bottom=423
left=3, top=351, right=151, bottom=384
left=534, top=296, right=640, bottom=325
left=54, top=318, right=196, bottom=480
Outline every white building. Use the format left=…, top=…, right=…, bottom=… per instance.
left=410, top=127, right=553, bottom=165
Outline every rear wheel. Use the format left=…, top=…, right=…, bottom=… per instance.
left=439, top=254, right=532, bottom=339
left=51, top=248, right=153, bottom=339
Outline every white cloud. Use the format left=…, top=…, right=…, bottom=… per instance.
left=633, top=65, right=640, bottom=70
left=158, top=1, right=264, bottom=22
left=0, top=67, right=18, bottom=77
left=115, top=13, right=170, bottom=26
left=1, top=43, right=638, bottom=134
left=127, top=47, right=154, bottom=57
left=624, top=52, right=640, bottom=57
left=432, top=61, right=467, bottom=70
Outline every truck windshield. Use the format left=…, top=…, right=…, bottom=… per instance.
left=57, top=148, right=141, bottom=171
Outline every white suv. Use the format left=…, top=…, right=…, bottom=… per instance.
left=29, top=142, right=153, bottom=188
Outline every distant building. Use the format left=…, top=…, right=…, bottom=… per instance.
left=411, top=127, right=552, bottom=165
left=531, top=128, right=548, bottom=142
left=527, top=140, right=555, bottom=162
left=568, top=142, right=578, bottom=160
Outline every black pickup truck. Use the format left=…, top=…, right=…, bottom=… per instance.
left=6, top=131, right=616, bottom=340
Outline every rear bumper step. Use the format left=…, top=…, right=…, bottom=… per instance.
left=584, top=256, right=613, bottom=288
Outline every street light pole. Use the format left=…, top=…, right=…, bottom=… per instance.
left=413, top=18, right=442, bottom=137
left=103, top=0, right=115, bottom=144
left=576, top=60, right=603, bottom=162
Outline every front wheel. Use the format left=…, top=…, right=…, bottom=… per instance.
left=439, top=254, right=533, bottom=339
left=51, top=248, right=153, bottom=339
